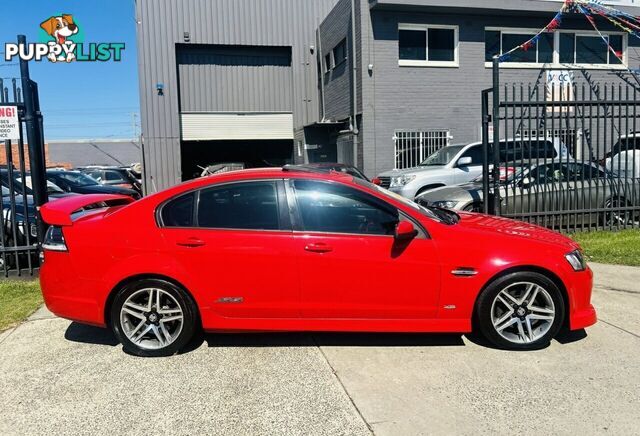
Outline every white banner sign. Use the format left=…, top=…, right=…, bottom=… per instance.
left=0, top=106, right=20, bottom=141
left=546, top=70, right=574, bottom=113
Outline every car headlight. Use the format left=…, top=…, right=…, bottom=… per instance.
left=431, top=200, right=458, bottom=209
left=390, top=175, right=416, bottom=188
left=565, top=249, right=587, bottom=271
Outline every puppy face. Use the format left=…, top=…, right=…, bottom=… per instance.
left=40, top=15, right=78, bottom=43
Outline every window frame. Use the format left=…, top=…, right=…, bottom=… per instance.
left=484, top=27, right=628, bottom=69
left=156, top=179, right=291, bottom=232
left=332, top=38, right=347, bottom=68
left=286, top=178, right=422, bottom=238
left=398, top=23, right=459, bottom=68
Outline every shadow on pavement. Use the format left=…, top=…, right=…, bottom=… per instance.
left=64, top=322, right=119, bottom=346
left=206, top=332, right=466, bottom=348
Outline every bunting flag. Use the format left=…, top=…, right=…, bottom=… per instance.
left=497, top=0, right=640, bottom=70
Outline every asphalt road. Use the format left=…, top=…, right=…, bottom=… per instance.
left=0, top=263, right=638, bottom=435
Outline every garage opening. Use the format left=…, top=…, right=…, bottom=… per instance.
left=181, top=140, right=293, bottom=180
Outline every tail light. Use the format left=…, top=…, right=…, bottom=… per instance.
left=42, top=226, right=68, bottom=252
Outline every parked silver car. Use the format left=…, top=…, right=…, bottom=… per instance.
left=416, top=160, right=640, bottom=227
left=377, top=138, right=569, bottom=200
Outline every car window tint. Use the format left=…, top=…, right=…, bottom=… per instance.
left=293, top=180, right=398, bottom=235
left=570, top=164, right=606, bottom=179
left=161, top=193, right=194, bottom=227
left=459, top=145, right=483, bottom=165
left=498, top=140, right=557, bottom=160
left=197, top=182, right=279, bottom=230
left=105, top=170, right=126, bottom=182
left=530, top=164, right=570, bottom=185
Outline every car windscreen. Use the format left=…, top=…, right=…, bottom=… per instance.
left=51, top=172, right=99, bottom=187
left=419, top=145, right=465, bottom=166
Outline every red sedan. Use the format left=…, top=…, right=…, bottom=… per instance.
left=39, top=166, right=596, bottom=357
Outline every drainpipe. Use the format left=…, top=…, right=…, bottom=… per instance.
left=317, top=28, right=326, bottom=122
left=350, top=0, right=359, bottom=165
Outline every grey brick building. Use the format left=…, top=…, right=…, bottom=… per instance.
left=136, top=0, right=640, bottom=190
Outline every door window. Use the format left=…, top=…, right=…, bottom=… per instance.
left=293, top=180, right=398, bottom=235
left=529, top=164, right=570, bottom=185
left=458, top=145, right=484, bottom=166
left=197, top=181, right=280, bottom=230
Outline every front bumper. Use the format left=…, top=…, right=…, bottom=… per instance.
left=567, top=266, right=597, bottom=330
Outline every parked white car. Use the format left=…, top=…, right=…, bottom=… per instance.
left=376, top=138, right=569, bottom=199
left=606, top=149, right=640, bottom=179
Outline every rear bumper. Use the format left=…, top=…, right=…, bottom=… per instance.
left=567, top=266, right=597, bottom=330
left=40, top=251, right=106, bottom=327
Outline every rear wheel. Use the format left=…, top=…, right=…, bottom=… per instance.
left=476, top=272, right=564, bottom=350
left=110, top=279, right=197, bottom=357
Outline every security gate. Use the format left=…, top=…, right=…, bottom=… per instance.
left=0, top=35, right=49, bottom=276
left=393, top=129, right=450, bottom=169
left=482, top=59, right=640, bottom=233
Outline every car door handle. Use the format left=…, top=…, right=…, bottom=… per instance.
left=176, top=237, right=206, bottom=247
left=304, top=242, right=333, bottom=253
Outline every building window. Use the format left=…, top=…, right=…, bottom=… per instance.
left=393, top=129, right=451, bottom=169
left=485, top=28, right=626, bottom=67
left=333, top=39, right=347, bottom=67
left=398, top=24, right=459, bottom=67
left=324, top=52, right=333, bottom=73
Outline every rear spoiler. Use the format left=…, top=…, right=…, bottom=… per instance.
left=40, top=194, right=135, bottom=226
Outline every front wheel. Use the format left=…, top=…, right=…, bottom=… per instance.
left=476, top=272, right=564, bottom=350
left=110, top=279, right=198, bottom=357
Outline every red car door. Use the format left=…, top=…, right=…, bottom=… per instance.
left=159, top=180, right=300, bottom=319
left=289, top=179, right=440, bottom=319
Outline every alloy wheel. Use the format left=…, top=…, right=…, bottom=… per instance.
left=119, top=288, right=184, bottom=350
left=490, top=282, right=556, bottom=345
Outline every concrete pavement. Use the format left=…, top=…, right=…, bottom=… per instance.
left=0, top=264, right=638, bottom=435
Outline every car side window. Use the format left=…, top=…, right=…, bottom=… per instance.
left=105, top=170, right=126, bottom=182
left=458, top=145, right=484, bottom=166
left=293, top=180, right=399, bottom=235
left=86, top=170, right=103, bottom=181
left=529, top=164, right=570, bottom=185
left=570, top=164, right=606, bottom=179
left=161, top=193, right=194, bottom=227
left=197, top=181, right=280, bottom=230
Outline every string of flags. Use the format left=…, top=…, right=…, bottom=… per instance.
left=497, top=0, right=640, bottom=69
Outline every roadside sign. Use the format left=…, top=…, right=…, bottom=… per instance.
left=0, top=106, right=20, bottom=141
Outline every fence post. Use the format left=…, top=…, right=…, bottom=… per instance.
left=481, top=89, right=491, bottom=214
left=18, top=34, right=48, bottom=242
left=491, top=57, right=501, bottom=216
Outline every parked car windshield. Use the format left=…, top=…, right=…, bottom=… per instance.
left=419, top=145, right=465, bottom=166
left=52, top=172, right=100, bottom=187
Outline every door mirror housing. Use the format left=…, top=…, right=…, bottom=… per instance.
left=394, top=220, right=417, bottom=241
left=457, top=156, right=472, bottom=167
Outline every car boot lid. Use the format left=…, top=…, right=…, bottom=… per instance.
left=40, top=194, right=135, bottom=226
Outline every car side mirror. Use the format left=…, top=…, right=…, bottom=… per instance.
left=457, top=156, right=472, bottom=167
left=394, top=221, right=417, bottom=241
left=520, top=177, right=532, bottom=189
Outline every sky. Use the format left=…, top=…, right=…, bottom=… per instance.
left=1, top=0, right=140, bottom=140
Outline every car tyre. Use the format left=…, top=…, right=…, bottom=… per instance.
left=110, top=279, right=198, bottom=357
left=476, top=271, right=564, bottom=350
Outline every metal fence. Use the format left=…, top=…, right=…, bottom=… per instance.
left=482, top=62, right=640, bottom=233
left=393, top=129, right=450, bottom=169
left=0, top=36, right=49, bottom=277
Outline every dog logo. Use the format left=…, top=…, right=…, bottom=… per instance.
left=4, top=15, right=125, bottom=63
left=40, top=14, right=79, bottom=62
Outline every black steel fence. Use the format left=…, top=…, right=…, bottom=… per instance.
left=0, top=35, right=49, bottom=276
left=483, top=61, right=640, bottom=233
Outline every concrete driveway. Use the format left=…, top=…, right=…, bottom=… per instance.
left=1, top=263, right=638, bottom=436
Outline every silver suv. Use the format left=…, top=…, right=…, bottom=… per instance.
left=377, top=138, right=570, bottom=199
